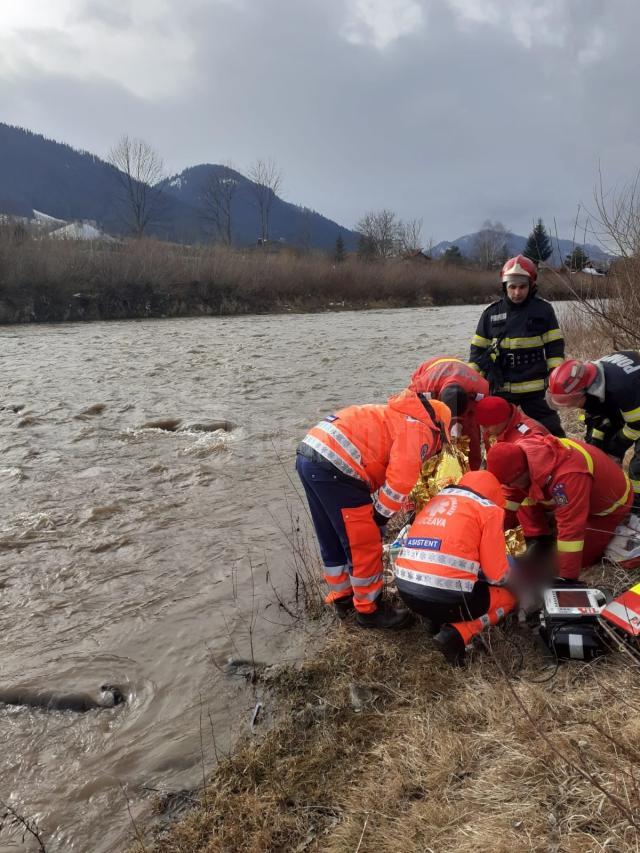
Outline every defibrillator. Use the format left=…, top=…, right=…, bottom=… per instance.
left=539, top=583, right=640, bottom=662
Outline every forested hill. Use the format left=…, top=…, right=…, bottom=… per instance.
left=0, top=123, right=356, bottom=248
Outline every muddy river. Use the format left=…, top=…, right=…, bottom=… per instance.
left=0, top=305, right=489, bottom=851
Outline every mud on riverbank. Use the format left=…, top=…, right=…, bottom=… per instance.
left=132, top=559, right=640, bottom=853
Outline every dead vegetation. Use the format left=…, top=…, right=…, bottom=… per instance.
left=133, top=558, right=640, bottom=853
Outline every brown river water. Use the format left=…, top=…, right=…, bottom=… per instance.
left=0, top=305, right=486, bottom=851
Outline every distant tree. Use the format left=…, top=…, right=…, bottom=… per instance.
left=566, top=245, right=590, bottom=271
left=107, top=135, right=166, bottom=237
left=356, top=209, right=401, bottom=259
left=334, top=234, right=346, bottom=263
left=248, top=158, right=283, bottom=242
left=296, top=206, right=313, bottom=253
left=200, top=164, right=240, bottom=245
left=357, top=233, right=377, bottom=261
left=398, top=217, right=423, bottom=254
left=523, top=218, right=553, bottom=265
left=471, top=220, right=511, bottom=269
left=443, top=244, right=464, bottom=264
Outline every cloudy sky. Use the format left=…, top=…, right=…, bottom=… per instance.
left=1, top=0, right=638, bottom=241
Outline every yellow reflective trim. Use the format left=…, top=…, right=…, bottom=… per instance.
left=631, top=479, right=640, bottom=494
left=557, top=539, right=584, bottom=553
left=592, top=429, right=606, bottom=440
left=500, top=379, right=546, bottom=394
left=499, top=336, right=543, bottom=349
left=559, top=438, right=594, bottom=474
left=578, top=412, right=586, bottom=422
left=594, top=475, right=631, bottom=516
left=631, top=582, right=640, bottom=596
left=623, top=424, right=640, bottom=440
left=427, top=357, right=464, bottom=368
left=546, top=357, right=564, bottom=369
left=521, top=497, right=535, bottom=506
left=505, top=500, right=521, bottom=511
left=471, top=334, right=491, bottom=347
left=542, top=328, right=564, bottom=344
left=622, top=405, right=640, bottom=421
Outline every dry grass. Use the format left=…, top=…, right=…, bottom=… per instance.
left=134, top=557, right=640, bottom=853
left=0, top=228, right=594, bottom=322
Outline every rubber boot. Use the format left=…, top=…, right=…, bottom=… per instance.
left=432, top=624, right=466, bottom=666
left=333, top=595, right=355, bottom=620
left=355, top=599, right=412, bottom=630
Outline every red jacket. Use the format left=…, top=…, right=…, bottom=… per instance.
left=505, top=435, right=631, bottom=578
left=302, top=390, right=451, bottom=519
left=483, top=403, right=549, bottom=449
left=395, top=470, right=509, bottom=596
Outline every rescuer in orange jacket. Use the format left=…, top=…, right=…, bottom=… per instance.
left=394, top=470, right=517, bottom=664
left=409, top=356, right=490, bottom=470
left=487, top=435, right=633, bottom=580
left=296, top=389, right=452, bottom=628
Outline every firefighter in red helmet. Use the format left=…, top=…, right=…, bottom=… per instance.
left=548, top=353, right=640, bottom=513
left=469, top=255, right=565, bottom=436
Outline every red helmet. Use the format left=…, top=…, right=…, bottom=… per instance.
left=548, top=359, right=597, bottom=406
left=501, top=254, right=538, bottom=284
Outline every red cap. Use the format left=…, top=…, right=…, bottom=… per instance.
left=475, top=396, right=512, bottom=427
left=486, top=443, right=528, bottom=484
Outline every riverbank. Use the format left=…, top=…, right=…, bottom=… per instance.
left=132, top=558, right=640, bottom=853
left=0, top=235, right=599, bottom=323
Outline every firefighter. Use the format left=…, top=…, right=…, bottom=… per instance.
left=486, top=435, right=633, bottom=580
left=475, top=395, right=549, bottom=450
left=409, top=356, right=489, bottom=469
left=469, top=255, right=565, bottom=436
left=547, top=354, right=640, bottom=513
left=394, top=470, right=517, bottom=665
left=296, top=388, right=451, bottom=628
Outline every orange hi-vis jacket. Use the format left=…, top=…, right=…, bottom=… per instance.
left=504, top=435, right=632, bottom=578
left=394, top=470, right=510, bottom=595
left=301, top=390, right=451, bottom=519
left=410, top=356, right=489, bottom=402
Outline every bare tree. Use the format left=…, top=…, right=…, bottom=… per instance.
left=398, top=217, right=424, bottom=254
left=471, top=219, right=511, bottom=269
left=593, top=167, right=640, bottom=258
left=248, top=158, right=283, bottom=242
left=200, top=163, right=240, bottom=245
left=107, top=135, right=166, bottom=238
left=356, top=209, right=401, bottom=259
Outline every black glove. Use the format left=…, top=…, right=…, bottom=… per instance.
left=604, top=429, right=633, bottom=462
left=373, top=508, right=388, bottom=528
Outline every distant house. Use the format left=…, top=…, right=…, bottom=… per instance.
left=49, top=220, right=113, bottom=241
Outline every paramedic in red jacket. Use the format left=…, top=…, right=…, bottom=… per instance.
left=394, top=470, right=516, bottom=665
left=296, top=389, right=451, bottom=629
left=475, top=395, right=549, bottom=452
left=486, top=435, right=632, bottom=580
left=409, top=356, right=489, bottom=469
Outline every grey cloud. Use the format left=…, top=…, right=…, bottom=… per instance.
left=73, top=0, right=134, bottom=29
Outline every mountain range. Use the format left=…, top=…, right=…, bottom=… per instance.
left=0, top=123, right=357, bottom=249
left=430, top=232, right=609, bottom=265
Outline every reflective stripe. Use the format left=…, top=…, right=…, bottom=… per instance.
left=471, top=334, right=491, bottom=347
left=350, top=572, right=383, bottom=588
left=469, top=362, right=484, bottom=374
left=547, top=357, right=564, bottom=369
left=399, top=547, right=480, bottom=575
left=314, top=421, right=362, bottom=464
left=301, top=436, right=364, bottom=482
left=569, top=634, right=584, bottom=659
left=353, top=588, right=382, bottom=602
left=631, top=479, right=640, bottom=494
left=479, top=614, right=490, bottom=627
left=325, top=578, right=352, bottom=592
left=592, top=429, right=606, bottom=440
left=395, top=566, right=474, bottom=593
left=496, top=607, right=505, bottom=619
left=623, top=424, right=640, bottom=441
left=324, top=563, right=349, bottom=577
left=594, top=474, right=631, bottom=516
left=381, top=483, right=406, bottom=503
left=440, top=487, right=495, bottom=507
left=542, top=328, right=564, bottom=344
left=498, top=336, right=543, bottom=349
left=557, top=539, right=584, bottom=553
left=559, top=438, right=594, bottom=474
left=505, top=500, right=521, bottom=512
left=500, top=379, right=546, bottom=394
left=373, top=497, right=395, bottom=518
left=622, top=405, right=640, bottom=422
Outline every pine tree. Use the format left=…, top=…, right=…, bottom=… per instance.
left=565, top=246, right=589, bottom=271
left=523, top=219, right=553, bottom=265
left=334, top=234, right=346, bottom=263
left=443, top=244, right=463, bottom=264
